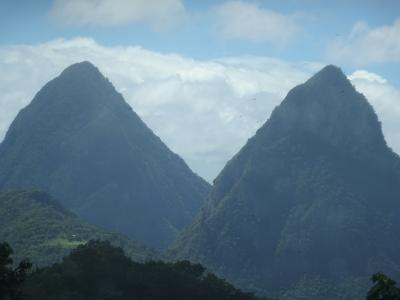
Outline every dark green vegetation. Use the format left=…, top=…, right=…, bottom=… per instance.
left=0, top=190, right=152, bottom=266
left=0, top=242, right=31, bottom=300
left=0, top=61, right=210, bottom=249
left=170, top=65, right=400, bottom=299
left=367, top=273, right=400, bottom=300
left=0, top=241, right=259, bottom=300
left=0, top=240, right=388, bottom=300
left=22, top=240, right=264, bottom=300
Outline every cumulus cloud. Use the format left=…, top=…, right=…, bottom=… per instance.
left=328, top=18, right=400, bottom=66
left=49, top=0, right=186, bottom=28
left=349, top=70, right=400, bottom=152
left=348, top=70, right=387, bottom=84
left=0, top=38, right=399, bottom=182
left=0, top=38, right=317, bottom=181
left=214, top=1, right=301, bottom=43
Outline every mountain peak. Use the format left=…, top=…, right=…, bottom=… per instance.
left=172, top=65, right=400, bottom=300
left=307, top=64, right=351, bottom=88
left=0, top=61, right=210, bottom=249
left=314, top=64, right=344, bottom=78
left=61, top=60, right=99, bottom=73
left=29, top=61, right=118, bottom=109
left=58, top=61, right=105, bottom=82
left=264, top=65, right=386, bottom=152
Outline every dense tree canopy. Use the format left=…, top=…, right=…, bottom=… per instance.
left=23, top=240, right=265, bottom=300
left=0, top=242, right=31, bottom=300
left=367, top=273, right=400, bottom=300
left=0, top=190, right=153, bottom=266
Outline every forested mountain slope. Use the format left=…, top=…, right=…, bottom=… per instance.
left=0, top=62, right=210, bottom=249
left=170, top=65, right=400, bottom=299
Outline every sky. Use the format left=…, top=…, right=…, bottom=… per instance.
left=0, top=0, right=399, bottom=182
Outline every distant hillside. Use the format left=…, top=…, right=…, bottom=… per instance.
left=22, top=240, right=264, bottom=300
left=0, top=61, right=210, bottom=249
left=0, top=190, right=154, bottom=266
left=170, top=65, right=400, bottom=299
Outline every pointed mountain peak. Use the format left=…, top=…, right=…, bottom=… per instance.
left=263, top=65, right=386, bottom=152
left=0, top=60, right=210, bottom=249
left=306, top=64, right=351, bottom=89
left=30, top=61, right=120, bottom=109
left=61, top=61, right=99, bottom=73
left=314, top=64, right=344, bottom=78
left=58, top=61, right=106, bottom=82
left=172, top=65, right=400, bottom=300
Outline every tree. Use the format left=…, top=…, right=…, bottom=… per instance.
left=367, top=273, right=400, bottom=300
left=0, top=242, right=32, bottom=300
left=23, top=240, right=265, bottom=300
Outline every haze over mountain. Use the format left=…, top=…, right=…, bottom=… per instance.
left=0, top=62, right=210, bottom=249
left=0, top=190, right=153, bottom=266
left=170, top=65, right=400, bottom=299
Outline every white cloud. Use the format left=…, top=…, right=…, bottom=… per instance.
left=49, top=0, right=186, bottom=28
left=0, top=38, right=316, bottom=182
left=1, top=38, right=399, bottom=182
left=349, top=70, right=400, bottom=152
left=348, top=70, right=387, bottom=84
left=214, top=1, right=301, bottom=43
left=328, top=18, right=400, bottom=66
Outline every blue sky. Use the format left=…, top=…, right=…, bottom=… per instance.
left=1, top=1, right=399, bottom=62
left=0, top=0, right=399, bottom=181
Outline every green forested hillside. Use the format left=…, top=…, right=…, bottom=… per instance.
left=0, top=190, right=153, bottom=266
left=0, top=61, right=210, bottom=249
left=170, top=65, right=400, bottom=299
left=22, top=240, right=265, bottom=300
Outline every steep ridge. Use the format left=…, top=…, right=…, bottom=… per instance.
left=0, top=62, right=210, bottom=249
left=171, top=65, right=400, bottom=299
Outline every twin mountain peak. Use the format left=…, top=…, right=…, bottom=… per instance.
left=1, top=61, right=399, bottom=299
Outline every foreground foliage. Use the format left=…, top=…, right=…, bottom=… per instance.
left=0, top=242, right=31, bottom=300
left=2, top=239, right=396, bottom=300
left=367, top=273, right=400, bottom=300
left=22, top=240, right=264, bottom=300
